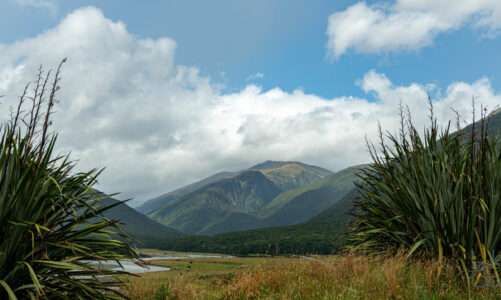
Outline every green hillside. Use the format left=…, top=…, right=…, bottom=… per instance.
left=146, top=109, right=501, bottom=254
left=165, top=189, right=360, bottom=255
left=148, top=170, right=281, bottom=234
left=250, top=160, right=333, bottom=191
left=137, top=171, right=237, bottom=214
left=143, top=161, right=334, bottom=235
left=260, top=165, right=364, bottom=221
left=460, top=107, right=501, bottom=138
left=100, top=198, right=183, bottom=248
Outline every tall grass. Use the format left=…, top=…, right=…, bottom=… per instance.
left=0, top=61, right=138, bottom=299
left=126, top=256, right=498, bottom=300
left=350, top=105, right=501, bottom=285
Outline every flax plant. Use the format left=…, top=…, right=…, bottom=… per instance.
left=0, top=61, right=138, bottom=300
left=350, top=104, right=501, bottom=286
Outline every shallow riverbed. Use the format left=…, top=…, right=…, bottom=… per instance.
left=91, top=253, right=231, bottom=274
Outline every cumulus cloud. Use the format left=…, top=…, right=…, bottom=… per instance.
left=327, top=1, right=501, bottom=58
left=0, top=7, right=500, bottom=205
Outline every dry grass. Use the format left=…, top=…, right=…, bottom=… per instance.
left=125, top=255, right=501, bottom=300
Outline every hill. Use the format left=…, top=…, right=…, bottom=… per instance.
left=460, top=107, right=501, bottom=138
left=142, top=161, right=334, bottom=235
left=137, top=171, right=237, bottom=214
left=260, top=165, right=364, bottom=226
left=164, top=189, right=360, bottom=255
left=100, top=197, right=182, bottom=248
left=148, top=170, right=282, bottom=234
left=250, top=160, right=333, bottom=191
left=148, top=110, right=501, bottom=254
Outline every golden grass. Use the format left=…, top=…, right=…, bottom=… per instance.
left=125, top=255, right=501, bottom=300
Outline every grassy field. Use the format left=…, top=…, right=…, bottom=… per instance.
left=124, top=255, right=501, bottom=300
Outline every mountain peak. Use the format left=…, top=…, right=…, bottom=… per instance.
left=489, top=107, right=501, bottom=117
left=250, top=160, right=302, bottom=170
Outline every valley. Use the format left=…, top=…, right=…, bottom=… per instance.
left=104, top=109, right=501, bottom=256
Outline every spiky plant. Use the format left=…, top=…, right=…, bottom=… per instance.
left=0, top=61, right=138, bottom=299
left=350, top=105, right=501, bottom=285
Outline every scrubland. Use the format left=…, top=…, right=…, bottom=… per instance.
left=126, top=255, right=500, bottom=300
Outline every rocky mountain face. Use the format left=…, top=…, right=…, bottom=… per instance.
left=141, top=161, right=363, bottom=235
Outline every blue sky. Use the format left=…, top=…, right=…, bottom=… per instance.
left=1, top=0, right=501, bottom=203
left=3, top=0, right=500, bottom=99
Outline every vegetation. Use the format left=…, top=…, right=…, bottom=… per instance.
left=249, top=160, right=333, bottom=191
left=0, top=63, right=137, bottom=299
left=153, top=189, right=357, bottom=255
left=144, top=161, right=335, bottom=235
left=140, top=162, right=358, bottom=240
left=125, top=255, right=500, bottom=300
left=100, top=197, right=183, bottom=248
left=148, top=170, right=281, bottom=234
left=259, top=164, right=360, bottom=217
left=351, top=105, right=501, bottom=286
left=138, top=172, right=236, bottom=215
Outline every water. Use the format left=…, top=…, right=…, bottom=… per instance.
left=142, top=254, right=228, bottom=261
left=89, top=253, right=231, bottom=274
left=92, top=260, right=171, bottom=274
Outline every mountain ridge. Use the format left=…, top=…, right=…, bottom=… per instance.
left=142, top=161, right=335, bottom=235
left=100, top=197, right=182, bottom=248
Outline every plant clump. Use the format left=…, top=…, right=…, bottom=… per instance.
left=0, top=61, right=138, bottom=300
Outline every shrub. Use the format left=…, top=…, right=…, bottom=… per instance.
left=0, top=61, right=138, bottom=299
left=154, top=283, right=173, bottom=300
left=350, top=105, right=501, bottom=284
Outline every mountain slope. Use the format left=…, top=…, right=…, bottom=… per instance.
left=165, top=189, right=360, bottom=255
left=148, top=170, right=281, bottom=234
left=155, top=111, right=501, bottom=254
left=260, top=165, right=363, bottom=219
left=250, top=160, right=333, bottom=191
left=140, top=161, right=332, bottom=215
left=144, top=161, right=333, bottom=235
left=137, top=171, right=237, bottom=214
left=184, top=165, right=363, bottom=234
left=100, top=198, right=182, bottom=248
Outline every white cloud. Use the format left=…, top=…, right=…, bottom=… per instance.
left=327, top=1, right=501, bottom=58
left=0, top=7, right=500, bottom=205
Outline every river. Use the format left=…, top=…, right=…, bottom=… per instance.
left=90, top=253, right=230, bottom=274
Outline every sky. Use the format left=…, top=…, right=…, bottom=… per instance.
left=1, top=0, right=501, bottom=205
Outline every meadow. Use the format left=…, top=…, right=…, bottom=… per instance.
left=125, top=255, right=500, bottom=300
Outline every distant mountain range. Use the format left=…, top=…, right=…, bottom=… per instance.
left=138, top=161, right=359, bottom=235
left=138, top=171, right=237, bottom=215
left=164, top=188, right=361, bottom=255
left=103, top=109, right=501, bottom=254
left=99, top=198, right=182, bottom=248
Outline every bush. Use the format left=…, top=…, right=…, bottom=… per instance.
left=350, top=105, right=501, bottom=284
left=0, top=62, right=138, bottom=299
left=154, top=283, right=173, bottom=300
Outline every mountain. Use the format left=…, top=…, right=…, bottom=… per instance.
left=147, top=170, right=282, bottom=234
left=460, top=107, right=501, bottom=138
left=100, top=198, right=182, bottom=248
left=137, top=171, right=237, bottom=214
left=150, top=110, right=501, bottom=254
left=144, top=163, right=364, bottom=235
left=260, top=165, right=363, bottom=224
left=200, top=165, right=363, bottom=234
left=165, top=189, right=361, bottom=255
left=141, top=161, right=334, bottom=235
left=250, top=160, right=333, bottom=191
left=140, top=160, right=332, bottom=215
